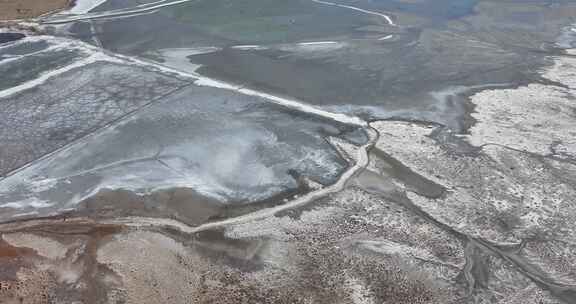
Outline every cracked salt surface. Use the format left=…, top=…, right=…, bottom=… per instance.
left=0, top=36, right=367, bottom=222
left=0, top=36, right=189, bottom=178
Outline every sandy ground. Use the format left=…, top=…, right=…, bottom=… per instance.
left=0, top=0, right=69, bottom=20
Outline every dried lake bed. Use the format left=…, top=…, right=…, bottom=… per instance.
left=0, top=0, right=576, bottom=303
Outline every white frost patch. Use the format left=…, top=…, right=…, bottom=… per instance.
left=542, top=54, right=576, bottom=90
left=468, top=53, right=576, bottom=157
left=153, top=47, right=220, bottom=73
left=328, top=136, right=360, bottom=162
left=298, top=41, right=337, bottom=46
left=277, top=41, right=347, bottom=52
left=1, top=198, right=53, bottom=209
left=556, top=24, right=576, bottom=49
left=0, top=53, right=113, bottom=99
left=43, top=0, right=197, bottom=24
left=230, top=45, right=267, bottom=51
left=345, top=275, right=375, bottom=304
left=238, top=87, right=366, bottom=126
left=0, top=36, right=126, bottom=99
left=67, top=0, right=109, bottom=14
left=468, top=82, right=576, bottom=157
left=194, top=78, right=366, bottom=126
left=1, top=202, right=26, bottom=209
left=310, top=0, right=396, bottom=26
left=193, top=77, right=240, bottom=91
left=0, top=42, right=74, bottom=65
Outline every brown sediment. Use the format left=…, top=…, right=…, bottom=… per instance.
left=70, top=186, right=309, bottom=228
left=0, top=220, right=124, bottom=304
left=0, top=239, right=35, bottom=260
left=0, top=0, right=71, bottom=21
left=75, top=188, right=224, bottom=227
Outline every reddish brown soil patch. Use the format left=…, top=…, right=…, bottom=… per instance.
left=0, top=239, right=34, bottom=259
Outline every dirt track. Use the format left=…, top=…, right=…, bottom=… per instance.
left=0, top=0, right=69, bottom=20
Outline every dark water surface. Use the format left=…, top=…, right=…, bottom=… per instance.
left=58, top=0, right=576, bottom=130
